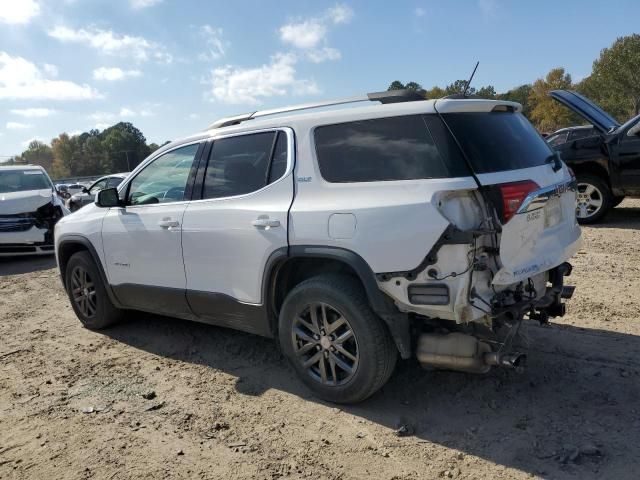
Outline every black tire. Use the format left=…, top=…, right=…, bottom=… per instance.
left=575, top=174, right=613, bottom=225
left=612, top=196, right=625, bottom=208
left=278, top=274, right=397, bottom=404
left=65, top=251, right=122, bottom=330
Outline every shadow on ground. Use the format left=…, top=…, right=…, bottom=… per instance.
left=103, top=313, right=640, bottom=479
left=0, top=255, right=57, bottom=276
left=589, top=204, right=640, bottom=230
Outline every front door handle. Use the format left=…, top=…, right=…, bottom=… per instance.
left=158, top=218, right=180, bottom=229
left=252, top=217, right=280, bottom=229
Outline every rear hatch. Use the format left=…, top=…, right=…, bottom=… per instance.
left=436, top=100, right=582, bottom=286
left=548, top=90, right=620, bottom=134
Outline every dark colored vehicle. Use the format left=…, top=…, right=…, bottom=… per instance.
left=67, top=174, right=128, bottom=212
left=546, top=125, right=596, bottom=147
left=549, top=90, right=640, bottom=224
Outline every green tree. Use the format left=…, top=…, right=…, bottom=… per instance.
left=445, top=80, right=475, bottom=96
left=424, top=86, right=446, bottom=99
left=101, top=122, right=150, bottom=172
left=476, top=85, right=496, bottom=99
left=51, top=133, right=77, bottom=178
left=387, top=80, right=405, bottom=91
left=20, top=140, right=54, bottom=172
left=498, top=84, right=533, bottom=117
left=580, top=34, right=640, bottom=121
left=529, top=68, right=576, bottom=132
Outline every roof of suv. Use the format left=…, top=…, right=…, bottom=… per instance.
left=149, top=93, right=522, bottom=162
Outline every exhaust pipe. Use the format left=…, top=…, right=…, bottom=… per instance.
left=416, top=333, right=526, bottom=374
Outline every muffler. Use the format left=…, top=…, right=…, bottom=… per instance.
left=416, top=333, right=526, bottom=374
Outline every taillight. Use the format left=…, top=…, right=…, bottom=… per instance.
left=498, top=180, right=539, bottom=223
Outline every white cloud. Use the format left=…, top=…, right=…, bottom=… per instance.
left=10, top=108, right=56, bottom=118
left=90, top=107, right=154, bottom=121
left=0, top=52, right=100, bottom=100
left=188, top=113, right=200, bottom=119
left=306, top=47, right=341, bottom=63
left=48, top=26, right=172, bottom=64
left=279, top=21, right=327, bottom=50
left=207, top=53, right=319, bottom=105
left=278, top=5, right=352, bottom=63
left=415, top=7, right=426, bottom=17
left=197, top=25, right=227, bottom=62
left=93, top=67, right=142, bottom=81
left=327, top=4, right=354, bottom=24
left=42, top=63, right=58, bottom=77
left=131, top=0, right=162, bottom=9
left=7, top=121, right=32, bottom=130
left=93, top=123, right=111, bottom=130
left=0, top=0, right=40, bottom=25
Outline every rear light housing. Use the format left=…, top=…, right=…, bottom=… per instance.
left=494, top=180, right=539, bottom=223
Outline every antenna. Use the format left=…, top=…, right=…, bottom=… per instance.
left=463, top=61, right=480, bottom=97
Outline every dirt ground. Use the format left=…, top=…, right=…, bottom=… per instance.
left=1, top=201, right=640, bottom=480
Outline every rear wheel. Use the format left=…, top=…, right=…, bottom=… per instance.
left=575, top=174, right=612, bottom=224
left=65, top=251, right=122, bottom=330
left=278, top=274, right=397, bottom=404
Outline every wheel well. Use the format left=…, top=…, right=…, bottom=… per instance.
left=571, top=162, right=611, bottom=187
left=57, top=242, right=89, bottom=285
left=269, top=257, right=362, bottom=332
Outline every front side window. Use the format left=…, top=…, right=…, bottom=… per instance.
left=127, top=143, right=199, bottom=205
left=106, top=176, right=124, bottom=188
left=314, top=115, right=466, bottom=183
left=202, top=131, right=287, bottom=199
left=89, top=179, right=108, bottom=194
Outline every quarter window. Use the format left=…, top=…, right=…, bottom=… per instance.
left=314, top=115, right=465, bottom=183
left=127, top=143, right=199, bottom=205
left=202, top=131, right=287, bottom=199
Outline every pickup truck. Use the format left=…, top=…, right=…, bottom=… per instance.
left=549, top=90, right=640, bottom=224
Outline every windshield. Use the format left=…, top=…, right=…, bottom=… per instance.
left=0, top=169, right=53, bottom=194
left=441, top=112, right=554, bottom=173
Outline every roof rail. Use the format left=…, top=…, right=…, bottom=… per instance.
left=206, top=89, right=427, bottom=130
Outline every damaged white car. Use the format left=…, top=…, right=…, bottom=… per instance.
left=0, top=165, right=69, bottom=256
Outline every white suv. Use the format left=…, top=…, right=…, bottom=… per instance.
left=55, top=90, right=581, bottom=403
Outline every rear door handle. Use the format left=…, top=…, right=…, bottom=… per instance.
left=158, top=218, right=180, bottom=228
left=252, top=217, right=280, bottom=228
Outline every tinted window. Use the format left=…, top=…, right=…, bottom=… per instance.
left=106, top=176, right=124, bottom=188
left=547, top=131, right=569, bottom=147
left=203, top=132, right=276, bottom=199
left=443, top=112, right=553, bottom=173
left=127, top=143, right=199, bottom=205
left=268, top=132, right=288, bottom=184
left=315, top=115, right=468, bottom=183
left=568, top=128, right=595, bottom=141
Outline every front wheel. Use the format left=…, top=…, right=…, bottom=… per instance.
left=575, top=174, right=613, bottom=224
left=278, top=274, right=397, bottom=404
left=65, top=251, right=123, bottom=330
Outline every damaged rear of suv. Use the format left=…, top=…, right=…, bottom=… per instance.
left=1, top=165, right=68, bottom=256
left=55, top=90, right=581, bottom=404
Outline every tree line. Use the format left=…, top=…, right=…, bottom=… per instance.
left=6, top=34, right=639, bottom=177
left=6, top=122, right=168, bottom=179
left=388, top=34, right=640, bottom=133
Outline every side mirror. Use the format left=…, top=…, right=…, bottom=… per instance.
left=82, top=186, right=89, bottom=193
left=96, top=188, right=121, bottom=208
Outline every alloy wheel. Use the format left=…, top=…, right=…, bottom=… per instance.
left=291, top=302, right=359, bottom=386
left=70, top=266, right=97, bottom=318
left=576, top=182, right=603, bottom=219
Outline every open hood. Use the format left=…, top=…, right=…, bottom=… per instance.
left=0, top=189, right=55, bottom=215
left=549, top=90, right=620, bottom=134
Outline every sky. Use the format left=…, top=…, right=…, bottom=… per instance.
left=1, top=0, right=639, bottom=158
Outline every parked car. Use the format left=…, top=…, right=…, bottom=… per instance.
left=66, top=173, right=128, bottom=212
left=55, top=90, right=581, bottom=403
left=549, top=90, right=640, bottom=223
left=546, top=125, right=597, bottom=147
left=0, top=165, right=69, bottom=256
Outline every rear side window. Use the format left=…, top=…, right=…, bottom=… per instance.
left=314, top=115, right=469, bottom=183
left=442, top=112, right=553, bottom=173
left=202, top=130, right=288, bottom=199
